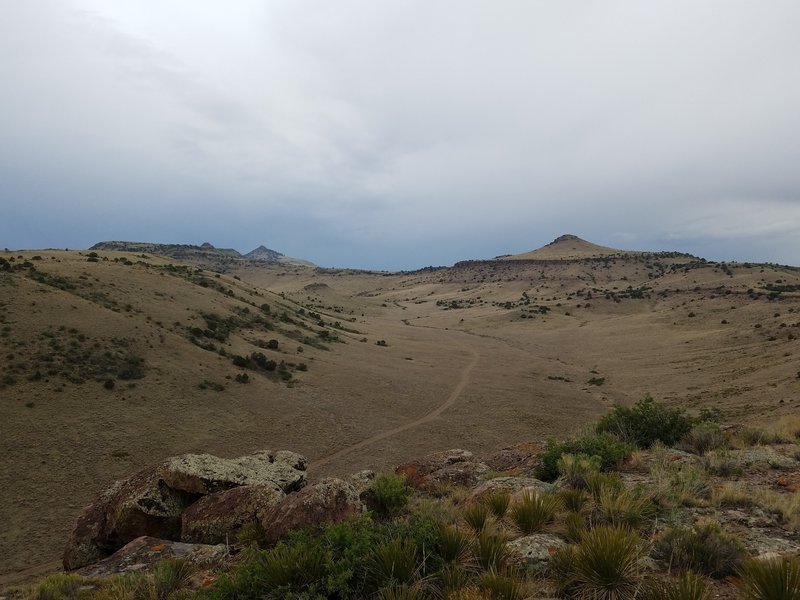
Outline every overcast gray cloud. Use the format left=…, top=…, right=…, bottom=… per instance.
left=1, top=0, right=798, bottom=269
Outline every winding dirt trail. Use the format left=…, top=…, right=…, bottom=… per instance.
left=310, top=342, right=479, bottom=471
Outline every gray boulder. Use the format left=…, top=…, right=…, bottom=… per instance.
left=506, top=534, right=568, bottom=574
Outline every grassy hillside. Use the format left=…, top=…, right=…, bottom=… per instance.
left=1, top=244, right=799, bottom=581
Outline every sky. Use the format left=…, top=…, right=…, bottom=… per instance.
left=1, top=1, right=799, bottom=270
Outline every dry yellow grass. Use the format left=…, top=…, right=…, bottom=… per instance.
left=2, top=241, right=800, bottom=582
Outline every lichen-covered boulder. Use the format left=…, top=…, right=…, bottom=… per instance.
left=481, top=442, right=545, bottom=476
left=396, top=449, right=489, bottom=490
left=162, top=450, right=307, bottom=495
left=506, top=533, right=568, bottom=574
left=260, top=478, right=363, bottom=546
left=76, top=536, right=228, bottom=578
left=63, top=480, right=124, bottom=571
left=63, top=449, right=307, bottom=571
left=181, top=485, right=284, bottom=544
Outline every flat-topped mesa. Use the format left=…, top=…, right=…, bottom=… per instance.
left=88, top=240, right=316, bottom=267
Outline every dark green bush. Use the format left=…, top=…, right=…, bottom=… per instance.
left=370, top=473, right=412, bottom=517
left=536, top=433, right=633, bottom=482
left=595, top=397, right=693, bottom=448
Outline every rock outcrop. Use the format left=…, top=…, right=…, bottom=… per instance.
left=260, top=478, right=364, bottom=546
left=396, top=449, right=489, bottom=490
left=77, top=536, right=228, bottom=578
left=181, top=485, right=285, bottom=545
left=63, top=450, right=306, bottom=570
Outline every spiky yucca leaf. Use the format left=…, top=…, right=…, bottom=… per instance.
left=509, top=491, right=559, bottom=534
left=473, top=530, right=509, bottom=572
left=152, top=559, right=194, bottom=600
left=463, top=503, right=492, bottom=533
left=483, top=491, right=512, bottom=519
left=479, top=569, right=524, bottom=600
left=436, top=524, right=473, bottom=564
left=552, top=525, right=642, bottom=600
left=740, top=557, right=800, bottom=600
left=371, top=538, right=420, bottom=587
left=641, top=571, right=711, bottom=600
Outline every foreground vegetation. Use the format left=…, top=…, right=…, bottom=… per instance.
left=12, top=400, right=800, bottom=600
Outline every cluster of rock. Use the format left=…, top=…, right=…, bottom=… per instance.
left=63, top=450, right=363, bottom=573
left=63, top=442, right=800, bottom=577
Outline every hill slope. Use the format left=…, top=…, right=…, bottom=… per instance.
left=2, top=241, right=800, bottom=581
left=501, top=234, right=631, bottom=260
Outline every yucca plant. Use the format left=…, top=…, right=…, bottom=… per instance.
left=473, top=530, right=509, bottom=572
left=436, top=523, right=473, bottom=564
left=371, top=537, right=420, bottom=588
left=97, top=572, right=150, bottom=600
left=557, top=453, right=602, bottom=489
left=508, top=491, right=559, bottom=534
left=586, top=471, right=625, bottom=502
left=255, top=542, right=327, bottom=593
left=375, top=583, right=432, bottom=600
left=152, top=559, right=194, bottom=600
left=463, top=503, right=492, bottom=533
left=561, top=511, right=588, bottom=543
left=739, top=556, right=800, bottom=600
left=652, top=519, right=747, bottom=578
left=594, top=485, right=655, bottom=529
left=640, top=571, right=711, bottom=600
left=559, top=487, right=590, bottom=513
left=483, top=490, right=512, bottom=519
left=30, top=574, right=90, bottom=600
left=479, top=569, right=524, bottom=600
left=437, top=564, right=471, bottom=599
left=551, top=525, right=643, bottom=600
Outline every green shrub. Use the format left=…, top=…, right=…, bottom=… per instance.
left=652, top=520, right=747, bottom=578
left=508, top=491, right=559, bottom=534
left=678, top=423, right=727, bottom=455
left=551, top=525, right=643, bottom=600
left=596, top=397, right=693, bottom=448
left=536, top=433, right=633, bottom=482
left=739, top=556, right=800, bottom=600
left=371, top=473, right=412, bottom=517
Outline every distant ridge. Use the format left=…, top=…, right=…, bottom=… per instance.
left=89, top=241, right=315, bottom=268
left=244, top=245, right=284, bottom=262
